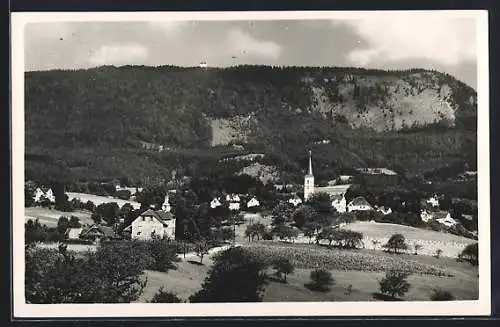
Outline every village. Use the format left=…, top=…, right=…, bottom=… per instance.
left=25, top=150, right=478, bottom=259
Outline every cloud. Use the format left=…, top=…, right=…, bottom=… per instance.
left=147, top=21, right=188, bottom=35
left=89, top=43, right=149, bottom=66
left=225, top=29, right=282, bottom=61
left=339, top=16, right=477, bottom=67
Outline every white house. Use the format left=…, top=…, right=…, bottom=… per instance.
left=420, top=210, right=434, bottom=223
left=347, top=196, right=373, bottom=212
left=435, top=212, right=457, bottom=227
left=338, top=175, right=354, bottom=183
left=376, top=206, right=393, bottom=215
left=247, top=197, right=260, bottom=208
left=45, top=189, right=55, bottom=202
left=210, top=197, right=222, bottom=209
left=161, top=195, right=171, bottom=212
left=229, top=202, right=241, bottom=211
left=331, top=194, right=347, bottom=213
left=33, top=187, right=45, bottom=202
left=288, top=196, right=302, bottom=207
left=426, top=196, right=440, bottom=208
left=123, top=209, right=175, bottom=241
left=226, top=194, right=241, bottom=202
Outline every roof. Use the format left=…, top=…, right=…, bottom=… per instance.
left=433, top=211, right=450, bottom=219
left=356, top=168, right=398, bottom=175
left=156, top=210, right=174, bottom=221
left=140, top=209, right=157, bottom=217
left=348, top=196, right=371, bottom=207
left=81, top=224, right=116, bottom=237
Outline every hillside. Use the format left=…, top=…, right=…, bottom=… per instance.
left=25, top=65, right=477, bottom=185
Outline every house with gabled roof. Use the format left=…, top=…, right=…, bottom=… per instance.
left=65, top=227, right=84, bottom=240
left=347, top=196, right=373, bottom=212
left=123, top=209, right=175, bottom=241
left=80, top=224, right=117, bottom=242
left=288, top=196, right=302, bottom=207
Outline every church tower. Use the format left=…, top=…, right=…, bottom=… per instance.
left=304, top=150, right=315, bottom=201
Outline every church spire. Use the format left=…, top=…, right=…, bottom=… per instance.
left=308, top=150, right=313, bottom=176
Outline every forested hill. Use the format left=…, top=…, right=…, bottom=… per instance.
left=25, top=65, right=477, bottom=185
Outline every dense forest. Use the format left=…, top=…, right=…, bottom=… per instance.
left=25, top=65, right=477, bottom=185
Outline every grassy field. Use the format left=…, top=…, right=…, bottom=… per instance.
left=66, top=192, right=142, bottom=209
left=138, top=241, right=478, bottom=302
left=25, top=206, right=94, bottom=228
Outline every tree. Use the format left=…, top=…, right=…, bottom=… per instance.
left=147, top=239, right=178, bottom=272
left=459, top=243, right=478, bottom=265
left=292, top=204, right=316, bottom=229
left=413, top=244, right=423, bottom=255
left=195, top=239, right=210, bottom=264
left=372, top=239, right=380, bottom=250
left=25, top=240, right=154, bottom=303
left=56, top=216, right=70, bottom=235
left=307, top=192, right=335, bottom=228
left=434, top=249, right=443, bottom=259
left=149, top=287, right=182, bottom=303
left=271, top=201, right=295, bottom=226
left=95, top=202, right=120, bottom=226
left=68, top=216, right=81, bottom=228
left=189, top=247, right=269, bottom=303
left=383, top=233, right=408, bottom=254
left=271, top=258, right=295, bottom=282
left=378, top=270, right=411, bottom=299
left=25, top=185, right=35, bottom=207
left=53, top=183, right=73, bottom=212
left=430, top=288, right=455, bottom=301
left=272, top=224, right=299, bottom=243
left=307, top=269, right=334, bottom=292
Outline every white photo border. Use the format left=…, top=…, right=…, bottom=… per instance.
left=11, top=10, right=491, bottom=318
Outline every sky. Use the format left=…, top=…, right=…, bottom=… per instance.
left=24, top=16, right=478, bottom=89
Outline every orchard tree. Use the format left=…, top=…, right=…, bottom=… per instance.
left=307, top=269, right=335, bottom=292
left=271, top=258, right=294, bottom=282
left=378, top=270, right=411, bottom=299
left=149, top=287, right=182, bottom=303
left=189, top=247, right=269, bottom=302
left=383, top=233, right=409, bottom=254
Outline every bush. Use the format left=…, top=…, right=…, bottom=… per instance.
left=149, top=287, right=182, bottom=303
left=378, top=270, right=411, bottom=299
left=459, top=243, right=478, bottom=266
left=430, top=288, right=455, bottom=301
left=25, top=240, right=153, bottom=303
left=147, top=239, right=179, bottom=272
left=307, top=269, right=334, bottom=292
left=271, top=257, right=294, bottom=282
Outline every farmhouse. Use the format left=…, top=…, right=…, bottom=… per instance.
left=247, top=197, right=260, bottom=208
left=347, top=196, right=373, bottom=212
left=33, top=187, right=56, bottom=203
left=210, top=197, right=222, bottom=209
left=80, top=224, right=117, bottom=242
left=123, top=209, right=175, bottom=241
left=435, top=212, right=457, bottom=227
left=288, top=196, right=302, bottom=207
left=376, top=206, right=393, bottom=215
left=226, top=194, right=241, bottom=211
left=331, top=194, right=347, bottom=213
left=426, top=196, right=440, bottom=208
left=420, top=210, right=455, bottom=226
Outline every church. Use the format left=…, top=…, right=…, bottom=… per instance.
left=303, top=150, right=350, bottom=205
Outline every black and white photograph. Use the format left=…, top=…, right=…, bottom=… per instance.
left=11, top=10, right=490, bottom=317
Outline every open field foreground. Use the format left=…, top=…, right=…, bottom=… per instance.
left=25, top=206, right=94, bottom=228
left=138, top=241, right=478, bottom=303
